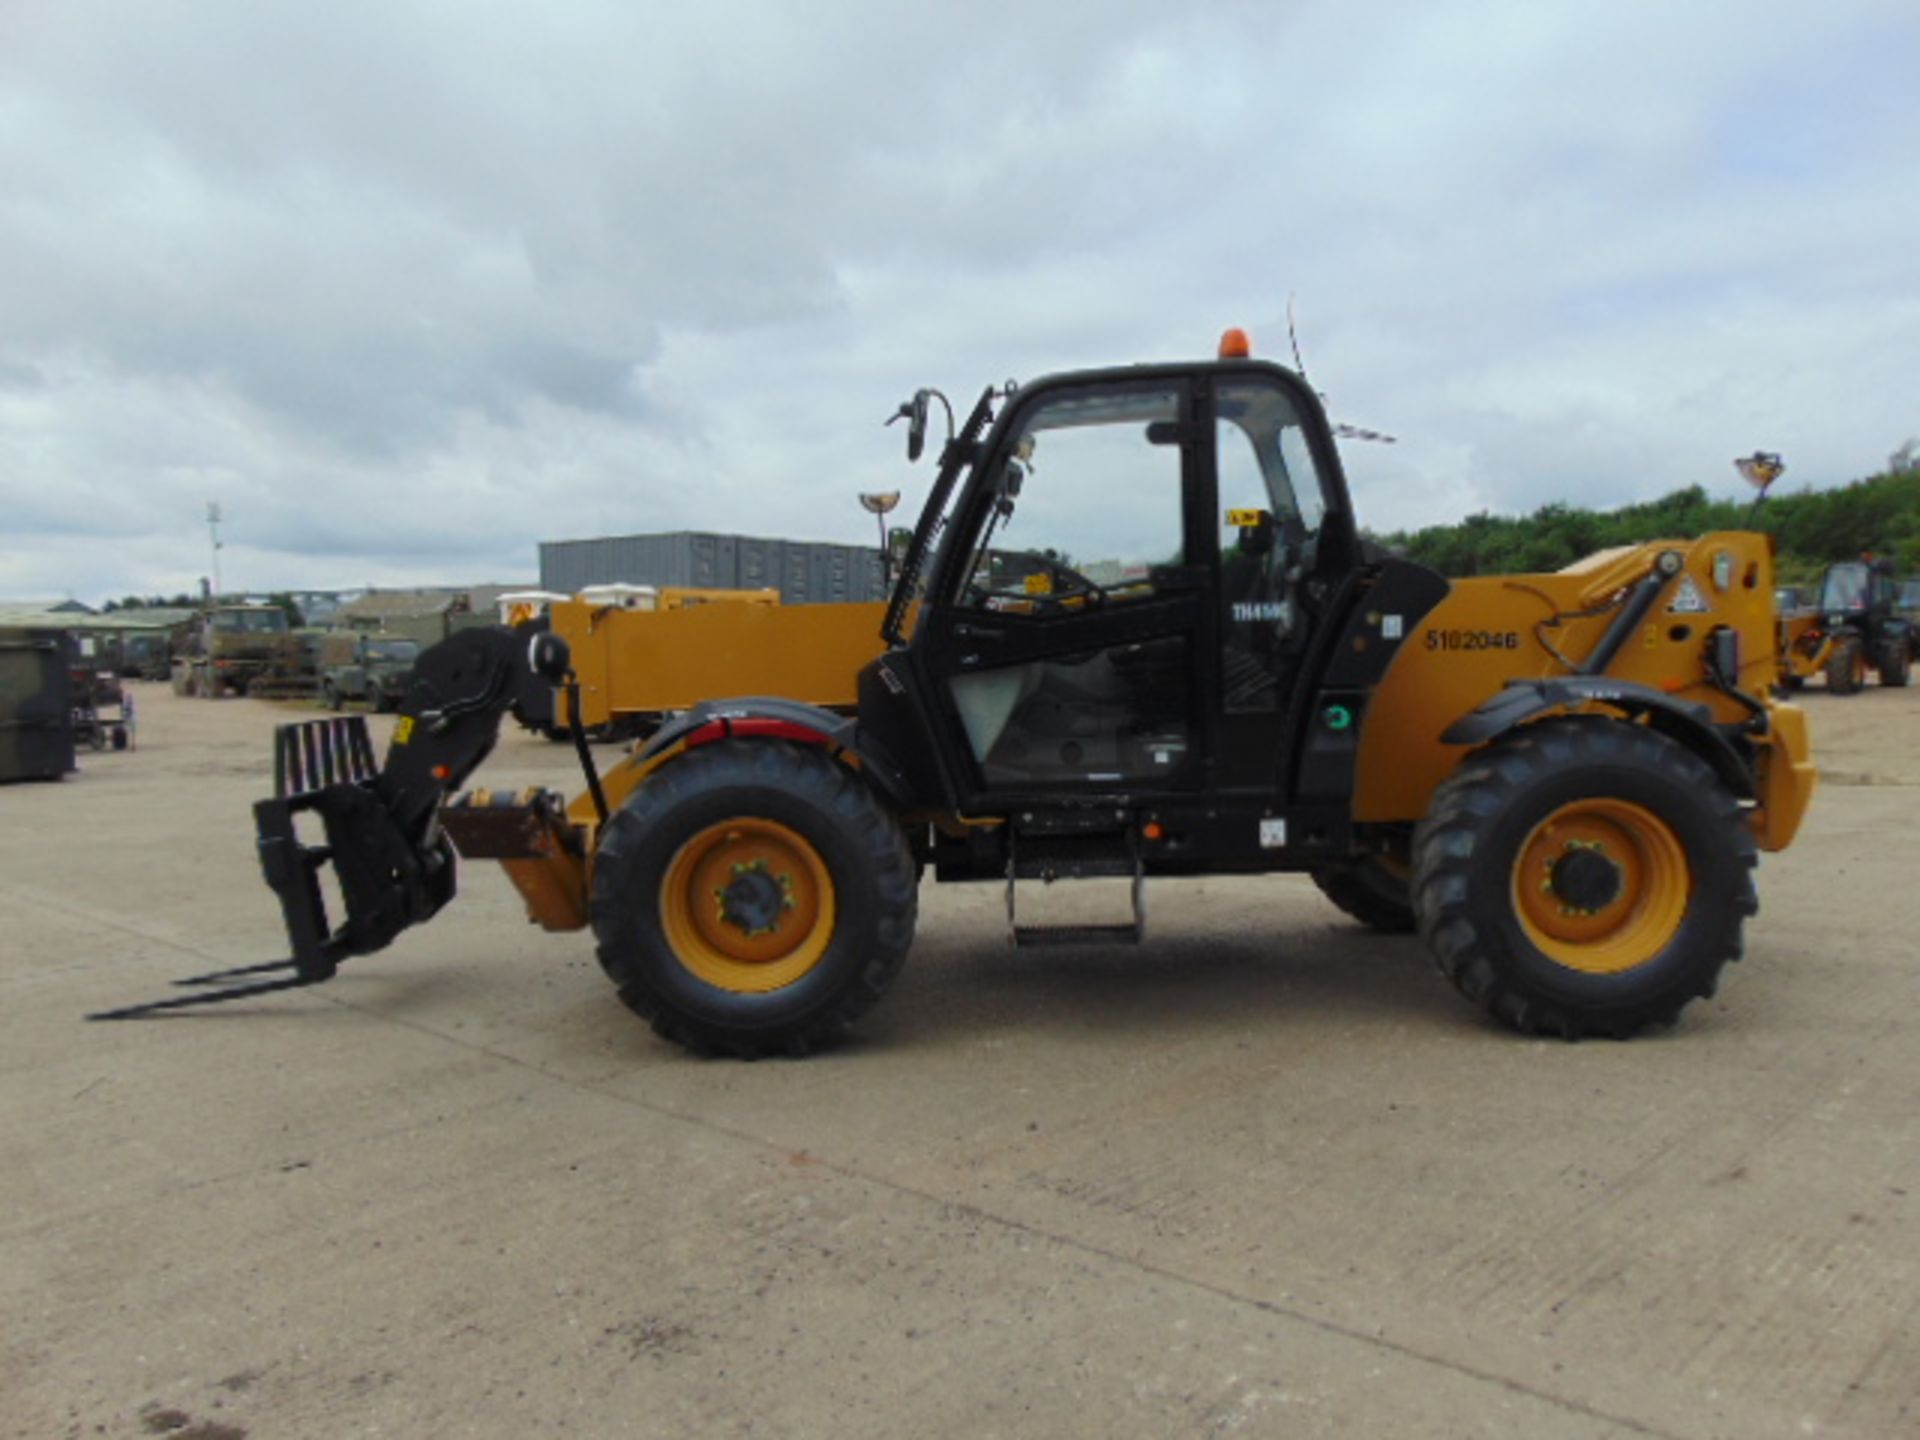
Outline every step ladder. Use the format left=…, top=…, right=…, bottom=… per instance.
left=1005, top=830, right=1145, bottom=948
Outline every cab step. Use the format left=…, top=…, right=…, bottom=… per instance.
left=1006, top=830, right=1145, bottom=948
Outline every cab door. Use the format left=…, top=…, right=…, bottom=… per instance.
left=913, top=376, right=1210, bottom=806
left=1203, top=371, right=1350, bottom=794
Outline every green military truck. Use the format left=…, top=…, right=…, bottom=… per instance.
left=318, top=632, right=420, bottom=712
left=172, top=604, right=312, bottom=699
left=0, top=628, right=75, bottom=782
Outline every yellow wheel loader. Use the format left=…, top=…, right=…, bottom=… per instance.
left=95, top=337, right=1816, bottom=1053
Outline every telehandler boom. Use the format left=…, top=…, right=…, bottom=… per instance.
left=95, top=336, right=1817, bottom=1054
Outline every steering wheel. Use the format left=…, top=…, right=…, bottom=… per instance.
left=1032, top=556, right=1107, bottom=609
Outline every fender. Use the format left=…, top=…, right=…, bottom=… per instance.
left=638, top=696, right=913, bottom=805
left=1441, top=676, right=1756, bottom=799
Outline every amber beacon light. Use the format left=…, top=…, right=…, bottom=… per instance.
left=1217, top=327, right=1252, bottom=359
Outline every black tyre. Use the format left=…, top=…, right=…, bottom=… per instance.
left=1826, top=636, right=1865, bottom=694
left=590, top=740, right=918, bottom=1058
left=1312, top=855, right=1416, bottom=933
left=321, top=681, right=342, bottom=711
left=1411, top=718, right=1757, bottom=1039
left=1878, top=640, right=1910, bottom=688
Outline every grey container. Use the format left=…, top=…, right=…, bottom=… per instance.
left=0, top=628, right=75, bottom=782
left=539, top=531, right=887, bottom=605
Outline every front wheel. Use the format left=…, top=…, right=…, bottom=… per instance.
left=590, top=740, right=918, bottom=1057
left=1411, top=718, right=1757, bottom=1039
left=1826, top=636, right=1865, bottom=694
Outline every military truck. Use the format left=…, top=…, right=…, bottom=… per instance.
left=172, top=604, right=311, bottom=699
left=318, top=632, right=420, bottom=712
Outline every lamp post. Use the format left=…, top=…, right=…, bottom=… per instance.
left=1734, top=452, right=1783, bottom=528
left=858, top=491, right=901, bottom=585
left=207, top=501, right=225, bottom=600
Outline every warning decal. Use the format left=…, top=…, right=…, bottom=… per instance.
left=1667, top=574, right=1711, bottom=614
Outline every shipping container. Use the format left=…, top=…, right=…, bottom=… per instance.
left=538, top=531, right=887, bottom=605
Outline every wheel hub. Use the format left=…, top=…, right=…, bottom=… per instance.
left=1547, top=844, right=1623, bottom=915
left=714, top=861, right=793, bottom=938
left=1512, top=797, right=1692, bottom=974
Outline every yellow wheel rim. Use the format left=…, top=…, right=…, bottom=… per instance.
left=1512, top=798, right=1691, bottom=975
left=660, top=818, right=836, bottom=993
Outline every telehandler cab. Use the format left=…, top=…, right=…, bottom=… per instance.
left=95, top=335, right=1817, bottom=1054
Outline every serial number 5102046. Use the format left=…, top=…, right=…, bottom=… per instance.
left=1423, top=628, right=1520, bottom=652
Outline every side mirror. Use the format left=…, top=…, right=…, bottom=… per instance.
left=528, top=631, right=571, bottom=686
left=886, top=389, right=931, bottom=462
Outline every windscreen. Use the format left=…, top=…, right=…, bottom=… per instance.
left=212, top=610, right=289, bottom=634
left=1820, top=564, right=1869, bottom=612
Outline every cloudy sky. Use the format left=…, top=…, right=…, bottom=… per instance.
left=2, top=0, right=1916, bottom=605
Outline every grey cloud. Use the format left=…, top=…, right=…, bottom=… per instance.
left=2, top=1, right=1917, bottom=604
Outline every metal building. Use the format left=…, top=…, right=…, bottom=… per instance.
left=538, top=532, right=888, bottom=606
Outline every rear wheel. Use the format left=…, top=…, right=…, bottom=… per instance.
left=1411, top=718, right=1756, bottom=1039
left=1826, top=636, right=1865, bottom=694
left=590, top=740, right=917, bottom=1057
left=1878, top=640, right=1910, bottom=688
left=1312, top=854, right=1416, bottom=933
left=321, top=681, right=342, bottom=711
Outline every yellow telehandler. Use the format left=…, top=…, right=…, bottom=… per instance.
left=97, top=335, right=1816, bottom=1055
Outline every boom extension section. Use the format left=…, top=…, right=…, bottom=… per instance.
left=89, top=627, right=577, bottom=1019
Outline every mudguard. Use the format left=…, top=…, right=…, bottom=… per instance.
left=1441, top=676, right=1756, bottom=798
left=640, top=696, right=912, bottom=805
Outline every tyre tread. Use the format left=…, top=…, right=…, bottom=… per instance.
left=1411, top=717, right=1757, bottom=1040
left=591, top=741, right=917, bottom=1059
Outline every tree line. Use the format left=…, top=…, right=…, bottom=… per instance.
left=101, top=593, right=307, bottom=624
left=1371, top=460, right=1920, bottom=584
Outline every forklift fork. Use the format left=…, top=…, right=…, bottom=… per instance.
left=89, top=715, right=450, bottom=1019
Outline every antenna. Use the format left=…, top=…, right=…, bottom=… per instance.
left=1288, top=297, right=1398, bottom=444
left=1286, top=293, right=1309, bottom=382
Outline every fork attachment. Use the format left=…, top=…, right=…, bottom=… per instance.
left=88, top=626, right=554, bottom=1020
left=88, top=715, right=457, bottom=1019
left=251, top=713, right=459, bottom=983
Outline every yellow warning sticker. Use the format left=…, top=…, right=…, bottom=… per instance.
left=1023, top=571, right=1054, bottom=596
left=393, top=716, right=415, bottom=745
left=1226, top=508, right=1269, bottom=528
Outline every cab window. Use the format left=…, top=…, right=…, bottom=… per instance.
left=956, top=385, right=1184, bottom=612
left=1215, top=380, right=1328, bottom=712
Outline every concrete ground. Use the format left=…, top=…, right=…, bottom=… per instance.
left=3, top=681, right=1917, bottom=1439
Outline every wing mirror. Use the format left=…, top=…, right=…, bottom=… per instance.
left=886, top=389, right=932, bottom=462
